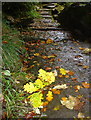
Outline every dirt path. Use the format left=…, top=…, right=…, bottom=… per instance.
left=22, top=3, right=90, bottom=118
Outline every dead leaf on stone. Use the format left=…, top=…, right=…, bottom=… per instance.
left=82, top=82, right=90, bottom=88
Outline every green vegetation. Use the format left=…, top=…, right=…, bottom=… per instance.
left=2, top=2, right=40, bottom=118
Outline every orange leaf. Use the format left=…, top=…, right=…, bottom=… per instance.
left=82, top=82, right=90, bottom=88
left=45, top=67, right=52, bottom=70
left=41, top=55, right=48, bottom=59
left=46, top=96, right=53, bottom=102
left=79, top=47, right=85, bottom=50
left=41, top=108, right=47, bottom=112
left=2, top=41, right=8, bottom=44
left=58, top=58, right=61, bottom=61
left=68, top=71, right=74, bottom=76
left=42, top=101, right=49, bottom=106
left=51, top=89, right=61, bottom=94
left=55, top=66, right=60, bottom=69
left=61, top=97, right=67, bottom=101
left=72, top=78, right=77, bottom=80
left=65, top=75, right=69, bottom=78
left=58, top=75, right=64, bottom=78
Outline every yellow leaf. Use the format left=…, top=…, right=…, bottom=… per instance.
left=82, top=65, right=89, bottom=69
left=53, top=105, right=60, bottom=111
left=46, top=38, right=53, bottom=44
left=60, top=68, right=66, bottom=75
left=34, top=53, right=40, bottom=56
left=46, top=91, right=53, bottom=102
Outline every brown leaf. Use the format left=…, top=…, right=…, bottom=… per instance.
left=2, top=41, right=8, bottom=44
left=25, top=111, right=36, bottom=119
left=74, top=98, right=85, bottom=110
left=41, top=108, right=47, bottom=112
left=45, top=67, right=52, bottom=70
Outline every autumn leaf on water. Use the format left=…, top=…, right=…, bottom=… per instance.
left=60, top=68, right=66, bottom=75
left=46, top=91, right=53, bottom=102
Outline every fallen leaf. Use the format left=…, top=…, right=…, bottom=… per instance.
left=77, top=112, right=85, bottom=118
left=67, top=71, right=74, bottom=76
left=55, top=66, right=60, bottom=69
left=58, top=75, right=63, bottom=78
left=45, top=67, right=52, bottom=70
left=60, top=95, right=76, bottom=110
left=74, top=98, right=85, bottom=110
left=33, top=108, right=41, bottom=114
left=42, top=101, right=49, bottom=106
left=34, top=53, right=40, bottom=56
left=82, top=48, right=91, bottom=54
left=65, top=75, right=69, bottom=78
left=29, top=65, right=35, bottom=69
left=74, top=85, right=83, bottom=92
left=2, top=41, right=8, bottom=44
left=53, top=105, right=60, bottom=111
left=60, top=68, right=67, bottom=75
left=48, top=54, right=56, bottom=58
left=46, top=91, right=53, bottom=102
left=52, top=69, right=58, bottom=76
left=82, top=65, right=89, bottom=69
left=53, top=84, right=68, bottom=89
left=51, top=89, right=61, bottom=94
left=72, top=78, right=77, bottom=82
left=41, top=55, right=48, bottom=59
left=41, top=107, right=47, bottom=112
left=46, top=38, right=53, bottom=44
left=25, top=111, right=36, bottom=119
left=61, top=97, right=67, bottom=101
left=58, top=58, right=61, bottom=61
left=79, top=47, right=85, bottom=50
left=82, top=82, right=90, bottom=88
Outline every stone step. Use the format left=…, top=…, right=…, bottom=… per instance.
left=29, top=28, right=63, bottom=31
left=40, top=15, right=52, bottom=18
left=38, top=9, right=50, bottom=11
left=39, top=11, right=50, bottom=15
left=29, top=24, right=59, bottom=27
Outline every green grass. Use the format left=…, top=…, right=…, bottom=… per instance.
left=2, top=20, right=25, bottom=72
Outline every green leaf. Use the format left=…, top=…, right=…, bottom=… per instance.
left=2, top=70, right=11, bottom=76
